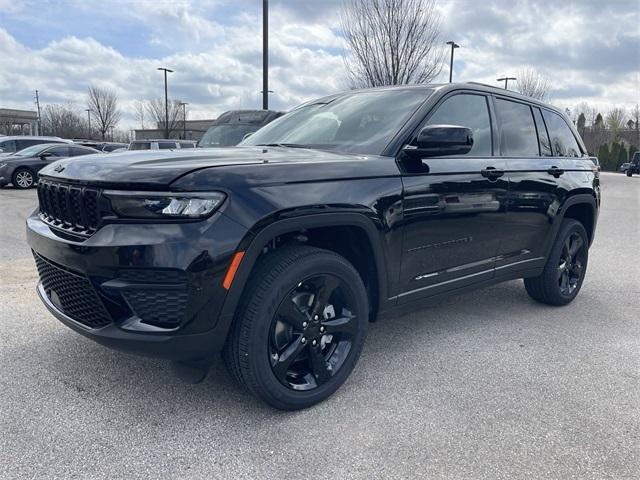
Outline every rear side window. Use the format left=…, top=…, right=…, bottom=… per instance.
left=16, top=139, right=42, bottom=150
left=129, top=142, right=150, bottom=150
left=158, top=142, right=176, bottom=149
left=47, top=146, right=70, bottom=156
left=70, top=147, right=92, bottom=156
left=495, top=99, right=539, bottom=156
left=532, top=108, right=552, bottom=156
left=0, top=140, right=17, bottom=152
left=542, top=110, right=582, bottom=157
left=179, top=142, right=194, bottom=149
left=426, top=93, right=492, bottom=156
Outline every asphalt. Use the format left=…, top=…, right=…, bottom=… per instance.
left=0, top=172, right=638, bottom=479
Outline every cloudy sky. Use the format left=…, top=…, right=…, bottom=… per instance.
left=0, top=0, right=638, bottom=130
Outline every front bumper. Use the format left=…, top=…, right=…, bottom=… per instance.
left=27, top=211, right=248, bottom=361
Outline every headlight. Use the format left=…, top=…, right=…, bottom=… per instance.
left=104, top=191, right=226, bottom=219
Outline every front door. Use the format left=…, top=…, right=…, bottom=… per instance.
left=397, top=92, right=509, bottom=303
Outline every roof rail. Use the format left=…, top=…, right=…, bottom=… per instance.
left=465, top=81, right=499, bottom=89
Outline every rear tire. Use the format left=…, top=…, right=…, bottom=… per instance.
left=627, top=170, right=633, bottom=177
left=223, top=244, right=368, bottom=410
left=524, top=219, right=589, bottom=306
left=12, top=168, right=35, bottom=189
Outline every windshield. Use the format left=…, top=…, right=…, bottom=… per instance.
left=12, top=144, right=50, bottom=156
left=240, top=89, right=432, bottom=155
left=198, top=124, right=259, bottom=148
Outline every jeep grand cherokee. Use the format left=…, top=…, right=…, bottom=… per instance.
left=27, top=83, right=600, bottom=410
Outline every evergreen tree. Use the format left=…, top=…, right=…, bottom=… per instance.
left=594, top=113, right=604, bottom=128
left=597, top=144, right=609, bottom=169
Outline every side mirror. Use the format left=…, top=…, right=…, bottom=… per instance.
left=39, top=152, right=53, bottom=159
left=404, top=124, right=473, bottom=157
left=242, top=132, right=254, bottom=140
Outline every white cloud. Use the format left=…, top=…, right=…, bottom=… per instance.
left=0, top=0, right=637, bottom=131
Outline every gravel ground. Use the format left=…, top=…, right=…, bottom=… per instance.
left=0, top=172, right=638, bottom=479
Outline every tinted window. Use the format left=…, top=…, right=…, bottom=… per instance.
left=16, top=139, right=42, bottom=150
left=179, top=142, right=195, bottom=148
left=158, top=142, right=176, bottom=149
left=532, top=107, right=552, bottom=156
left=129, top=142, right=150, bottom=150
left=70, top=146, right=94, bottom=156
left=199, top=125, right=259, bottom=147
left=47, top=146, right=69, bottom=156
left=242, top=89, right=432, bottom=155
left=495, top=99, right=539, bottom=156
left=426, top=94, right=492, bottom=156
left=542, top=110, right=581, bottom=157
left=0, top=140, right=17, bottom=153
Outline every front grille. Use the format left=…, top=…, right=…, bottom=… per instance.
left=34, top=253, right=112, bottom=329
left=37, top=180, right=101, bottom=235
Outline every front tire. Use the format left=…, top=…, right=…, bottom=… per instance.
left=223, top=245, right=368, bottom=410
left=627, top=170, right=633, bottom=177
left=12, top=168, right=35, bottom=189
left=524, top=219, right=589, bottom=306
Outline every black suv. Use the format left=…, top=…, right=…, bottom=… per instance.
left=27, top=83, right=600, bottom=410
left=627, top=151, right=639, bottom=176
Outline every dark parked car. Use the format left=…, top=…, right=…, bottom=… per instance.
left=0, top=143, right=99, bottom=188
left=626, top=152, right=639, bottom=176
left=0, top=136, right=72, bottom=155
left=28, top=83, right=599, bottom=409
left=197, top=110, right=284, bottom=148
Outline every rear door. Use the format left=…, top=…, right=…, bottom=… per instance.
left=397, top=92, right=509, bottom=303
left=496, top=98, right=589, bottom=275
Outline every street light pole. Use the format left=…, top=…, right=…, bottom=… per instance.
left=446, top=41, right=459, bottom=83
left=262, top=0, right=269, bottom=110
left=497, top=76, right=517, bottom=90
left=85, top=109, right=92, bottom=139
left=180, top=102, right=188, bottom=139
left=157, top=67, right=174, bottom=138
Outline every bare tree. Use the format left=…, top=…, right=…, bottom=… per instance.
left=87, top=86, right=121, bottom=140
left=41, top=104, right=85, bottom=138
left=516, top=67, right=550, bottom=101
left=605, top=107, right=626, bottom=136
left=631, top=104, right=640, bottom=143
left=341, top=0, right=444, bottom=88
left=133, top=101, right=146, bottom=130
left=145, top=98, right=183, bottom=138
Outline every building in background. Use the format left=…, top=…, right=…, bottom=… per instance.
left=134, top=118, right=216, bottom=141
left=0, top=109, right=39, bottom=135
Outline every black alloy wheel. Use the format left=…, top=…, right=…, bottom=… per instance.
left=224, top=245, right=368, bottom=410
left=524, top=218, right=589, bottom=306
left=269, top=273, right=359, bottom=391
left=557, top=232, right=586, bottom=297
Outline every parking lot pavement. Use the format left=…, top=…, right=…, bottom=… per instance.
left=0, top=173, right=638, bottom=480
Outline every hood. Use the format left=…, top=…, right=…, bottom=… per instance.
left=37, top=146, right=369, bottom=189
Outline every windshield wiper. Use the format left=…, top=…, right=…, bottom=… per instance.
left=254, top=143, right=309, bottom=149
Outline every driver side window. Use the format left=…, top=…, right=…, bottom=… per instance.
left=425, top=94, right=492, bottom=156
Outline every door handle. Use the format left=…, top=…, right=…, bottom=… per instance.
left=547, top=166, right=565, bottom=177
left=481, top=167, right=505, bottom=180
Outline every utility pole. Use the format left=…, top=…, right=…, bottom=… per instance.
left=34, top=90, right=42, bottom=135
left=446, top=41, right=459, bottom=83
left=157, top=67, right=174, bottom=138
left=262, top=0, right=269, bottom=110
left=497, top=76, right=517, bottom=90
left=180, top=102, right=188, bottom=139
left=85, top=109, right=92, bottom=139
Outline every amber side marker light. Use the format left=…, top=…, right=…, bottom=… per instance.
left=223, top=251, right=245, bottom=290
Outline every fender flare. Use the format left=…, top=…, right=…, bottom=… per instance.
left=216, top=212, right=389, bottom=339
left=545, top=193, right=597, bottom=257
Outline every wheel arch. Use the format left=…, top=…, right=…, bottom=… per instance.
left=560, top=194, right=597, bottom=246
left=217, top=212, right=389, bottom=341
